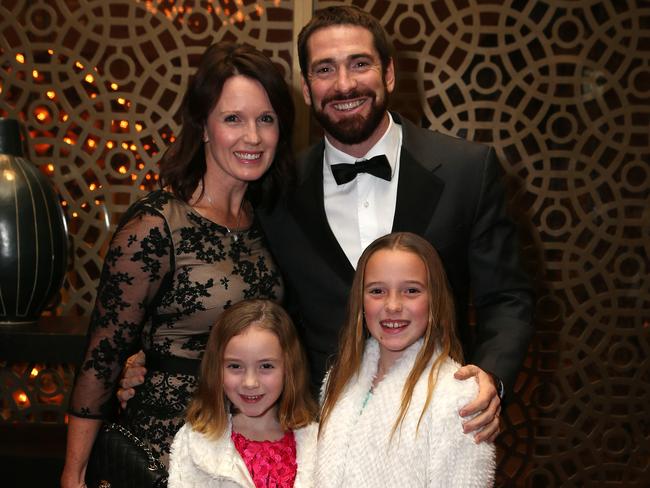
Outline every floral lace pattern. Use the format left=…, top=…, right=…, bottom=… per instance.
left=232, top=430, right=297, bottom=488
left=69, top=190, right=283, bottom=467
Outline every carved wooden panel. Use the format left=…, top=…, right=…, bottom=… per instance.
left=0, top=362, right=74, bottom=423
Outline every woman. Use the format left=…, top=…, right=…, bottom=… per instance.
left=61, top=42, right=295, bottom=487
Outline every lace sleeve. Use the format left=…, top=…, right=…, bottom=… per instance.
left=69, top=204, right=173, bottom=419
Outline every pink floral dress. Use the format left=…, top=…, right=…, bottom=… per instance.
left=231, top=430, right=297, bottom=488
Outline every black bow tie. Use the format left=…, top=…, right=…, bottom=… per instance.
left=330, top=155, right=392, bottom=185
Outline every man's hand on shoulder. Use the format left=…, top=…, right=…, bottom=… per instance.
left=117, top=350, right=147, bottom=410
left=454, top=364, right=501, bottom=443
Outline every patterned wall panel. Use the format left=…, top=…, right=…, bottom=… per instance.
left=1, top=0, right=649, bottom=486
left=1, top=362, right=74, bottom=423
left=0, top=0, right=294, bottom=316
left=314, top=0, right=650, bottom=486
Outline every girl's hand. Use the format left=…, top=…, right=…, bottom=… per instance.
left=454, top=364, right=501, bottom=443
left=117, top=350, right=147, bottom=409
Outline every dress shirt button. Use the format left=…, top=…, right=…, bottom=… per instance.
left=363, top=201, right=369, bottom=208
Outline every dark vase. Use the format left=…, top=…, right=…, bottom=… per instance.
left=0, top=118, right=68, bottom=324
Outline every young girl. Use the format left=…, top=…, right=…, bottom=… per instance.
left=316, top=232, right=495, bottom=487
left=169, top=299, right=318, bottom=487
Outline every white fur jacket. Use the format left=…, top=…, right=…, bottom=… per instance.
left=168, top=418, right=318, bottom=487
left=315, top=338, right=495, bottom=487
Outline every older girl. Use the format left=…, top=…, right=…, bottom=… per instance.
left=316, top=232, right=495, bottom=487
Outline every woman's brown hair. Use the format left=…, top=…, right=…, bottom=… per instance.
left=159, top=42, right=295, bottom=208
left=319, top=232, right=464, bottom=438
left=186, top=299, right=316, bottom=437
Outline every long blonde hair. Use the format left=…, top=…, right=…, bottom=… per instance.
left=187, top=299, right=317, bottom=437
left=320, top=232, right=463, bottom=438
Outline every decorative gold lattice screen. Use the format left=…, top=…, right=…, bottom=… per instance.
left=1, top=0, right=648, bottom=486
left=0, top=0, right=295, bottom=315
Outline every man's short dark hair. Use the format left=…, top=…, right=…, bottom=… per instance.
left=297, top=5, right=393, bottom=78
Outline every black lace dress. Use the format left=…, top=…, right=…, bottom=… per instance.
left=69, top=190, right=283, bottom=467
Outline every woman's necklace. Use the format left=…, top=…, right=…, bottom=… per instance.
left=203, top=187, right=246, bottom=242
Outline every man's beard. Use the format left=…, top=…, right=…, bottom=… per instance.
left=310, top=87, right=389, bottom=145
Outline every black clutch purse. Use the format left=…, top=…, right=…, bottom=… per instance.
left=86, top=422, right=168, bottom=488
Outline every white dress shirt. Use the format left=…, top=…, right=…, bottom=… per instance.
left=323, top=114, right=403, bottom=268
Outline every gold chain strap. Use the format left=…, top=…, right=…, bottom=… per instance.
left=104, top=423, right=166, bottom=472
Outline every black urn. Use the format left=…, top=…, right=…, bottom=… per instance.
left=0, top=118, right=68, bottom=324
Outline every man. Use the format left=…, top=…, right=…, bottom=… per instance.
left=121, top=6, right=533, bottom=443
left=258, top=5, right=533, bottom=442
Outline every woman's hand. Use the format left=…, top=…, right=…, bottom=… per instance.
left=60, top=469, right=87, bottom=488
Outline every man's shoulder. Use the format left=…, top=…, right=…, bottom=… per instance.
left=399, top=115, right=488, bottom=154
left=396, top=114, right=492, bottom=171
left=294, top=140, right=325, bottom=182
left=297, top=140, right=324, bottom=165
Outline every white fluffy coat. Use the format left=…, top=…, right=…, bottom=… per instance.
left=315, top=339, right=495, bottom=487
left=169, top=418, right=318, bottom=487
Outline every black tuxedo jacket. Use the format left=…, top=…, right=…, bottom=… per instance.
left=259, top=114, right=533, bottom=400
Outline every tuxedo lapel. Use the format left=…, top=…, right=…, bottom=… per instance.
left=290, top=149, right=355, bottom=284
left=288, top=116, right=444, bottom=282
left=392, top=146, right=445, bottom=235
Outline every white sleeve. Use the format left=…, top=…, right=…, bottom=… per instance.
left=168, top=423, right=191, bottom=488
left=428, top=372, right=496, bottom=487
